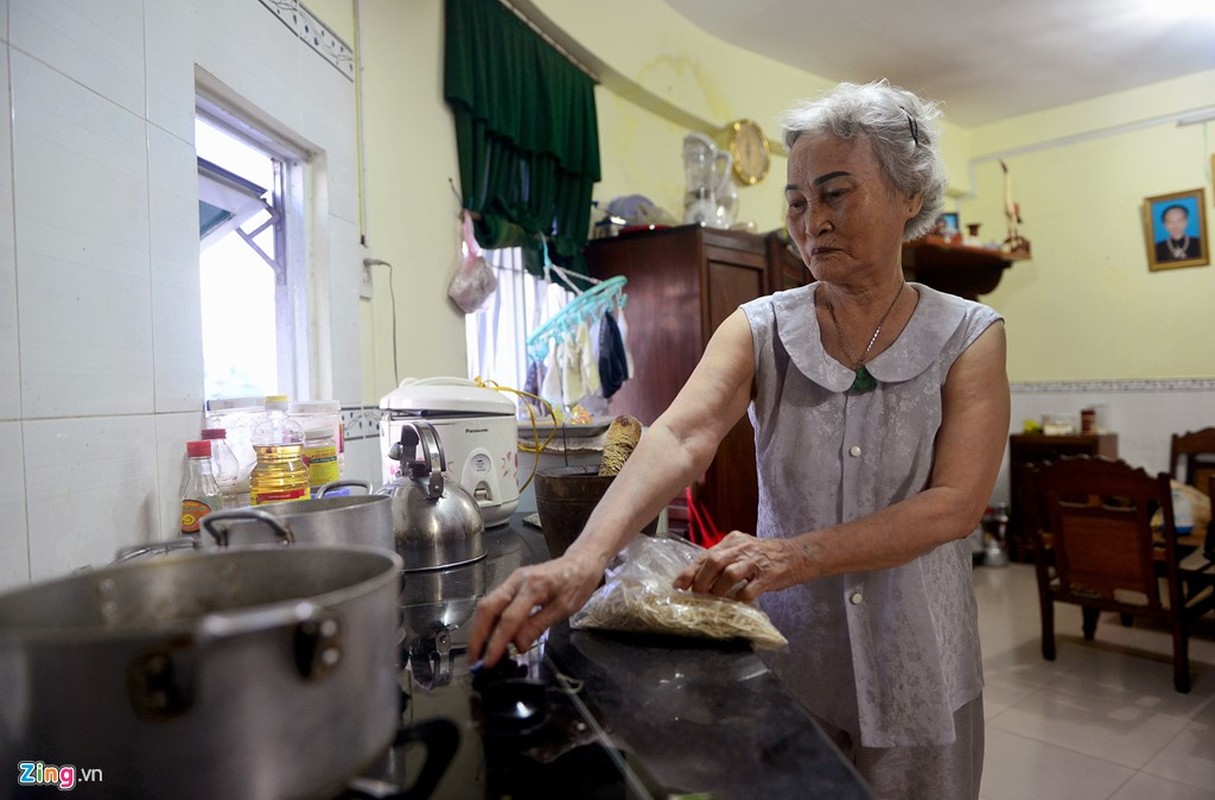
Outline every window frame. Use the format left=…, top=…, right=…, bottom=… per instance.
left=195, top=94, right=313, bottom=401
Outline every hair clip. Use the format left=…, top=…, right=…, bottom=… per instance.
left=902, top=108, right=919, bottom=146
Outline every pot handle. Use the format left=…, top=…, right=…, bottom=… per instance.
left=200, top=600, right=343, bottom=681
left=113, top=536, right=201, bottom=562
left=317, top=478, right=374, bottom=497
left=129, top=601, right=343, bottom=720
left=200, top=508, right=296, bottom=547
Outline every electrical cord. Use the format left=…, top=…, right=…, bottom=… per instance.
left=363, top=258, right=399, bottom=386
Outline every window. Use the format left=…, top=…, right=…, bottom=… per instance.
left=465, top=247, right=572, bottom=393
left=195, top=103, right=309, bottom=401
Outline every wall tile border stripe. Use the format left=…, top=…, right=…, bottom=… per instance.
left=1012, top=378, right=1215, bottom=394
left=258, top=0, right=355, bottom=81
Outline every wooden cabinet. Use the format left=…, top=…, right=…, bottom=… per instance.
left=586, top=225, right=802, bottom=535
left=1007, top=433, right=1119, bottom=561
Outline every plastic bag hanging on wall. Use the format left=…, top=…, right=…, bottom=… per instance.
left=448, top=211, right=498, bottom=313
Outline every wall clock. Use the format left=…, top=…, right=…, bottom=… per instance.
left=725, top=118, right=771, bottom=186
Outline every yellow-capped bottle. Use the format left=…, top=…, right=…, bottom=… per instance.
left=249, top=395, right=311, bottom=505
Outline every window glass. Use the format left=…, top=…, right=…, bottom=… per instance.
left=196, top=112, right=303, bottom=400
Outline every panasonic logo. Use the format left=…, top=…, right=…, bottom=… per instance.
left=465, top=427, right=489, bottom=434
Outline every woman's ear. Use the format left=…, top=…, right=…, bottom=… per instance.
left=907, top=192, right=924, bottom=220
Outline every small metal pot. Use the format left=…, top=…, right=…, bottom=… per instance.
left=200, top=479, right=395, bottom=552
left=0, top=544, right=404, bottom=799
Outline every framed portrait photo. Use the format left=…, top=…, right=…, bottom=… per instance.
left=1142, top=188, right=1209, bottom=271
left=934, top=212, right=960, bottom=237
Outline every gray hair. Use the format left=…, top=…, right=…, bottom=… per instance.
left=780, top=80, right=947, bottom=240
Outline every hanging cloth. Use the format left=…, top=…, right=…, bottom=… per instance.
left=561, top=328, right=586, bottom=406
left=615, top=305, right=635, bottom=379
left=598, top=311, right=629, bottom=398
left=541, top=344, right=564, bottom=410
left=577, top=321, right=600, bottom=398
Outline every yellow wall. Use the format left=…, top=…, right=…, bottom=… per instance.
left=313, top=1, right=1213, bottom=401
left=962, top=70, right=1215, bottom=381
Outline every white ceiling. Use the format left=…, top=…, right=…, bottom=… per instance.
left=662, top=0, right=1215, bottom=127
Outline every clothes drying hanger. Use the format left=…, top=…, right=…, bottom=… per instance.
left=526, top=239, right=627, bottom=362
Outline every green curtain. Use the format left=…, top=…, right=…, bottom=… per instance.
left=444, top=0, right=600, bottom=275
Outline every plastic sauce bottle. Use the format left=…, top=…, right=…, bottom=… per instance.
left=303, top=426, right=341, bottom=492
left=201, top=427, right=246, bottom=508
left=249, top=395, right=311, bottom=505
left=181, top=440, right=222, bottom=535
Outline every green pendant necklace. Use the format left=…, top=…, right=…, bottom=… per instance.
left=826, top=283, right=905, bottom=393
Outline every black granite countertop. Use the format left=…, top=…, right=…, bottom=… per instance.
left=506, top=519, right=873, bottom=799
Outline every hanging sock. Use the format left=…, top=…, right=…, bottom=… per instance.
left=598, top=311, right=628, bottom=398
left=615, top=306, right=635, bottom=379
left=541, top=343, right=564, bottom=410
left=577, top=321, right=600, bottom=398
left=561, top=331, right=586, bottom=406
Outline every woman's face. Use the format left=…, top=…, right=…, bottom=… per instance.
left=784, top=134, right=921, bottom=283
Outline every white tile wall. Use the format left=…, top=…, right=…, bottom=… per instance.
left=11, top=51, right=153, bottom=418
left=993, top=384, right=1215, bottom=506
left=147, top=125, right=204, bottom=413
left=4, top=1, right=363, bottom=590
left=0, top=422, right=30, bottom=590
left=0, top=45, right=18, bottom=421
left=23, top=415, right=160, bottom=581
left=143, top=0, right=195, bottom=143
left=194, top=0, right=304, bottom=134
left=9, top=0, right=145, bottom=118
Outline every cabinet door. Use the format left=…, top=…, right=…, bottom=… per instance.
left=701, top=242, right=766, bottom=534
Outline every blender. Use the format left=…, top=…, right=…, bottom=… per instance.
left=682, top=132, right=734, bottom=227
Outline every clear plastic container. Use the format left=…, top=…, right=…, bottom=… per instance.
left=201, top=428, right=247, bottom=508
left=204, top=396, right=264, bottom=487
left=249, top=395, right=310, bottom=505
left=290, top=399, right=344, bottom=474
left=302, top=426, right=340, bottom=491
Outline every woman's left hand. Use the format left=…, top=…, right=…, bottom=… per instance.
left=672, top=532, right=798, bottom=602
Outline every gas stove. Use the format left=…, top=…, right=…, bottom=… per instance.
left=325, top=519, right=648, bottom=799
left=333, top=644, right=651, bottom=800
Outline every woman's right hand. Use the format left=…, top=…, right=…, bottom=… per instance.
left=468, top=552, right=604, bottom=668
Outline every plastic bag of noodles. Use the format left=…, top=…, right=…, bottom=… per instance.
left=570, top=535, right=787, bottom=649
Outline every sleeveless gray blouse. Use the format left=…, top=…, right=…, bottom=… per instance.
left=740, top=282, right=1002, bottom=748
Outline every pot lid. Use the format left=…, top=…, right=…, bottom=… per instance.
left=380, top=376, right=516, bottom=416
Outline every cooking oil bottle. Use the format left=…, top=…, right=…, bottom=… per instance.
left=249, top=394, right=311, bottom=505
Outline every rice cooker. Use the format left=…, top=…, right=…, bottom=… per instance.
left=380, top=377, right=519, bottom=528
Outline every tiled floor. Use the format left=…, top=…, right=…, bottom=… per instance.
left=974, top=563, right=1215, bottom=800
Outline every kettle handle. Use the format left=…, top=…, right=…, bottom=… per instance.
left=399, top=420, right=446, bottom=500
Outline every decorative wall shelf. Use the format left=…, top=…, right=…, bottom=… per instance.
left=901, top=235, right=1030, bottom=300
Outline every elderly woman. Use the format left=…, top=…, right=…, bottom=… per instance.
left=471, top=80, right=1009, bottom=799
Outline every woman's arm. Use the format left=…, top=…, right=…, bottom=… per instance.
left=468, top=309, right=757, bottom=666
left=677, top=321, right=1010, bottom=600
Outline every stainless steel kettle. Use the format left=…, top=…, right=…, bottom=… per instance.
left=380, top=419, right=486, bottom=571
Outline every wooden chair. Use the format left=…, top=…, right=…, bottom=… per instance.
left=1170, top=427, right=1215, bottom=495
left=1030, top=455, right=1215, bottom=693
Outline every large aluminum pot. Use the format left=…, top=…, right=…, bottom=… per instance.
left=200, top=479, right=395, bottom=552
left=0, top=544, right=403, bottom=800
